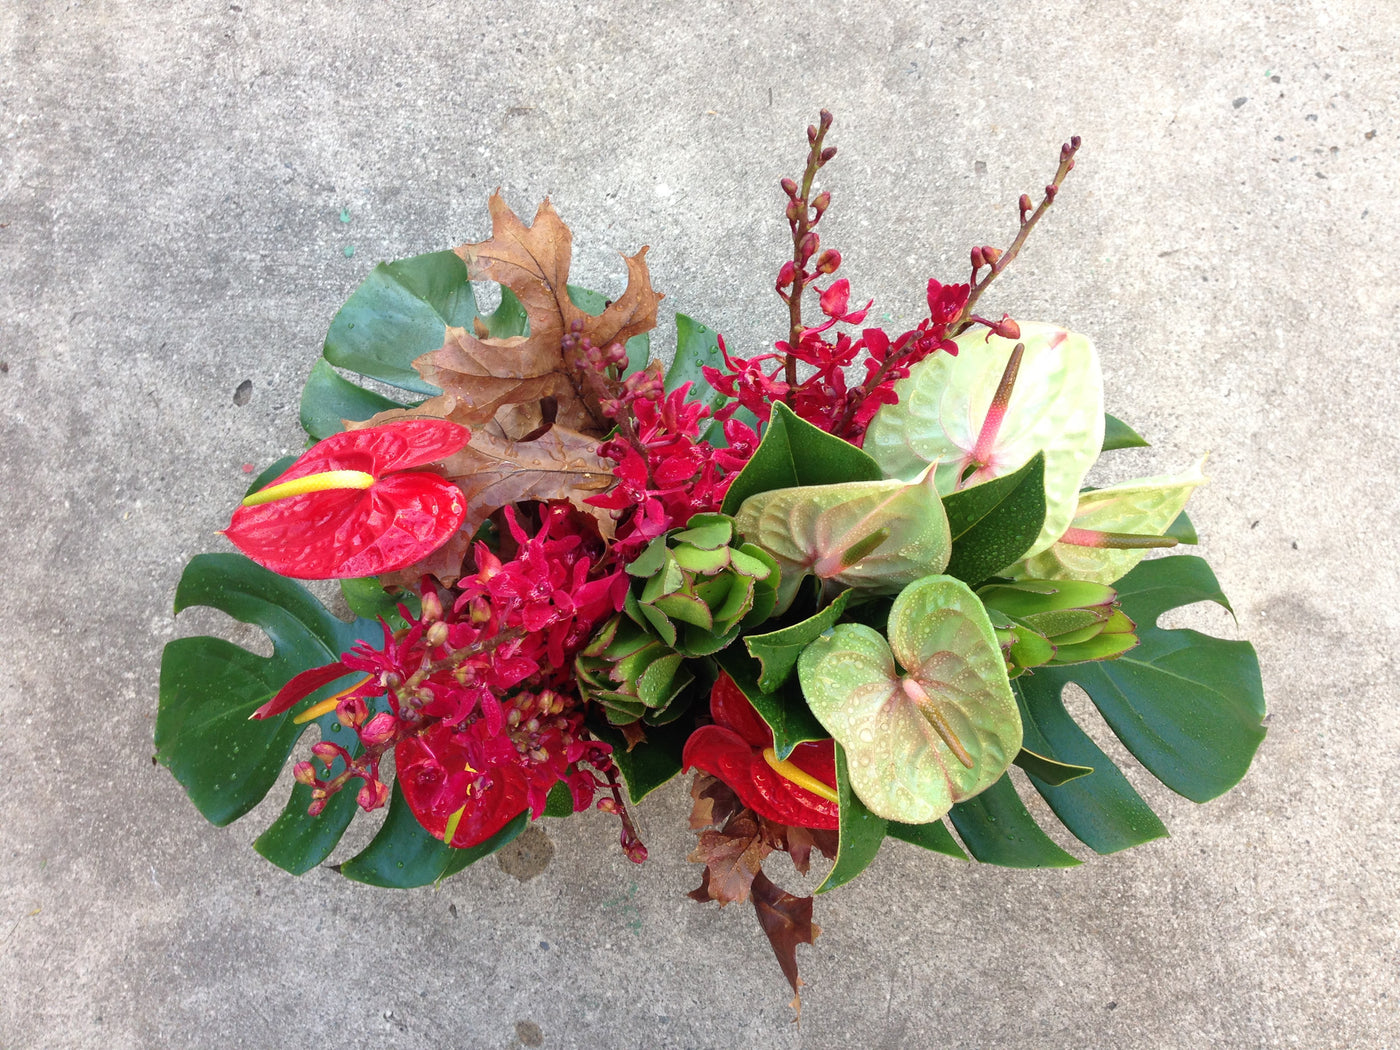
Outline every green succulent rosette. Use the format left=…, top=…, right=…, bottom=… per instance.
left=576, top=513, right=779, bottom=725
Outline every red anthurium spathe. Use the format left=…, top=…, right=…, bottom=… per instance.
left=224, top=419, right=470, bottom=579
left=682, top=674, right=839, bottom=830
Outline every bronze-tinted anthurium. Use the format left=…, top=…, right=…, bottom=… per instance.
left=682, top=674, right=839, bottom=829
left=224, top=419, right=470, bottom=580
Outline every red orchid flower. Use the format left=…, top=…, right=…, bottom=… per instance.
left=682, top=674, right=839, bottom=830
left=224, top=419, right=470, bottom=580
left=395, top=722, right=530, bottom=849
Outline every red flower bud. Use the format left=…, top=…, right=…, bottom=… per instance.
left=798, top=231, right=819, bottom=262
left=982, top=245, right=1003, bottom=265
left=336, top=695, right=369, bottom=727
left=971, top=246, right=986, bottom=270
left=359, top=712, right=399, bottom=748
left=780, top=177, right=799, bottom=199
left=815, top=249, right=841, bottom=275
left=311, top=741, right=342, bottom=766
left=293, top=761, right=317, bottom=786
left=776, top=260, right=796, bottom=289
left=357, top=780, right=390, bottom=811
left=819, top=146, right=838, bottom=164
left=812, top=190, right=831, bottom=216
left=425, top=621, right=449, bottom=648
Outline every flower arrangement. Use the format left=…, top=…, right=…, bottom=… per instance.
left=157, top=112, right=1264, bottom=1009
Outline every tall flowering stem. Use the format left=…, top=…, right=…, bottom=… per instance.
left=779, top=109, right=840, bottom=396
left=952, top=135, right=1082, bottom=335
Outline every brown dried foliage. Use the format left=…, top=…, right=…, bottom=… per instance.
left=349, top=194, right=663, bottom=583
left=686, top=775, right=835, bottom=1017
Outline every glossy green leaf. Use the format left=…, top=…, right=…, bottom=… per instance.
left=1050, top=555, right=1264, bottom=802
left=338, top=576, right=417, bottom=624
left=1012, top=747, right=1093, bottom=786
left=253, top=773, right=364, bottom=875
left=157, top=554, right=380, bottom=830
left=1102, top=413, right=1150, bottom=450
left=1013, top=674, right=1169, bottom=854
left=1165, top=510, right=1198, bottom=544
left=815, top=744, right=888, bottom=893
left=744, top=590, right=851, bottom=692
left=1011, top=458, right=1208, bottom=584
left=665, top=313, right=727, bottom=413
left=735, top=469, right=951, bottom=613
left=299, top=357, right=412, bottom=440
left=797, top=576, right=1021, bottom=824
left=947, top=774, right=1080, bottom=868
left=588, top=719, right=690, bottom=802
left=941, top=453, right=1047, bottom=586
left=886, top=819, right=968, bottom=859
left=864, top=322, right=1105, bottom=556
left=323, top=250, right=479, bottom=394
left=339, top=782, right=528, bottom=888
left=713, top=648, right=828, bottom=760
left=721, top=401, right=882, bottom=516
left=543, top=780, right=575, bottom=818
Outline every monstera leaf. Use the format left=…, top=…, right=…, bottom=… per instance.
left=156, top=554, right=515, bottom=885
left=794, top=555, right=1262, bottom=866
left=1009, top=458, right=1208, bottom=584
left=863, top=322, right=1104, bottom=557
left=734, top=469, right=952, bottom=613
left=797, top=575, right=1021, bottom=823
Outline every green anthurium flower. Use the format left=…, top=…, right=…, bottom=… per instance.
left=797, top=575, right=1021, bottom=823
left=1009, top=457, right=1207, bottom=584
left=863, top=322, right=1104, bottom=558
left=734, top=468, right=951, bottom=614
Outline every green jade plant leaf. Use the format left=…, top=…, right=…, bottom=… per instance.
left=734, top=467, right=952, bottom=614
left=863, top=322, right=1105, bottom=558
left=797, top=575, right=1022, bottom=824
left=1009, top=457, right=1208, bottom=584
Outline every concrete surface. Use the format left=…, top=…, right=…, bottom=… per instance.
left=2, top=1, right=1397, bottom=1047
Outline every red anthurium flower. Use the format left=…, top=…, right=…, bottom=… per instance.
left=682, top=674, right=839, bottom=830
left=224, top=419, right=470, bottom=579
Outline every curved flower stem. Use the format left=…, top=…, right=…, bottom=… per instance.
left=784, top=111, right=835, bottom=399
left=952, top=135, right=1082, bottom=336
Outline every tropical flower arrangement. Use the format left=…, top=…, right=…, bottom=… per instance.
left=157, top=113, right=1265, bottom=1008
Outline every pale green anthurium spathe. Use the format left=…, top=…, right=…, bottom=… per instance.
left=797, top=575, right=1022, bottom=824
left=733, top=467, right=952, bottom=614
left=863, top=322, right=1105, bottom=558
left=1010, top=457, right=1208, bottom=584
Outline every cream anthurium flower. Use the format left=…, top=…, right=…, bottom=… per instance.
left=864, top=322, right=1104, bottom=558
left=797, top=575, right=1021, bottom=824
left=1008, top=457, right=1208, bottom=585
left=733, top=466, right=952, bottom=614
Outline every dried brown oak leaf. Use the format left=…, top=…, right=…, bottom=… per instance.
left=417, top=192, right=663, bottom=435
left=347, top=194, right=659, bottom=583
left=688, top=808, right=778, bottom=906
left=751, top=871, right=821, bottom=1019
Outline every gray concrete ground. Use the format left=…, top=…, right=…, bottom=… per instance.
left=2, top=1, right=1397, bottom=1047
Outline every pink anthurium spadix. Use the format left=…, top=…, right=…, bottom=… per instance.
left=224, top=418, right=471, bottom=579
